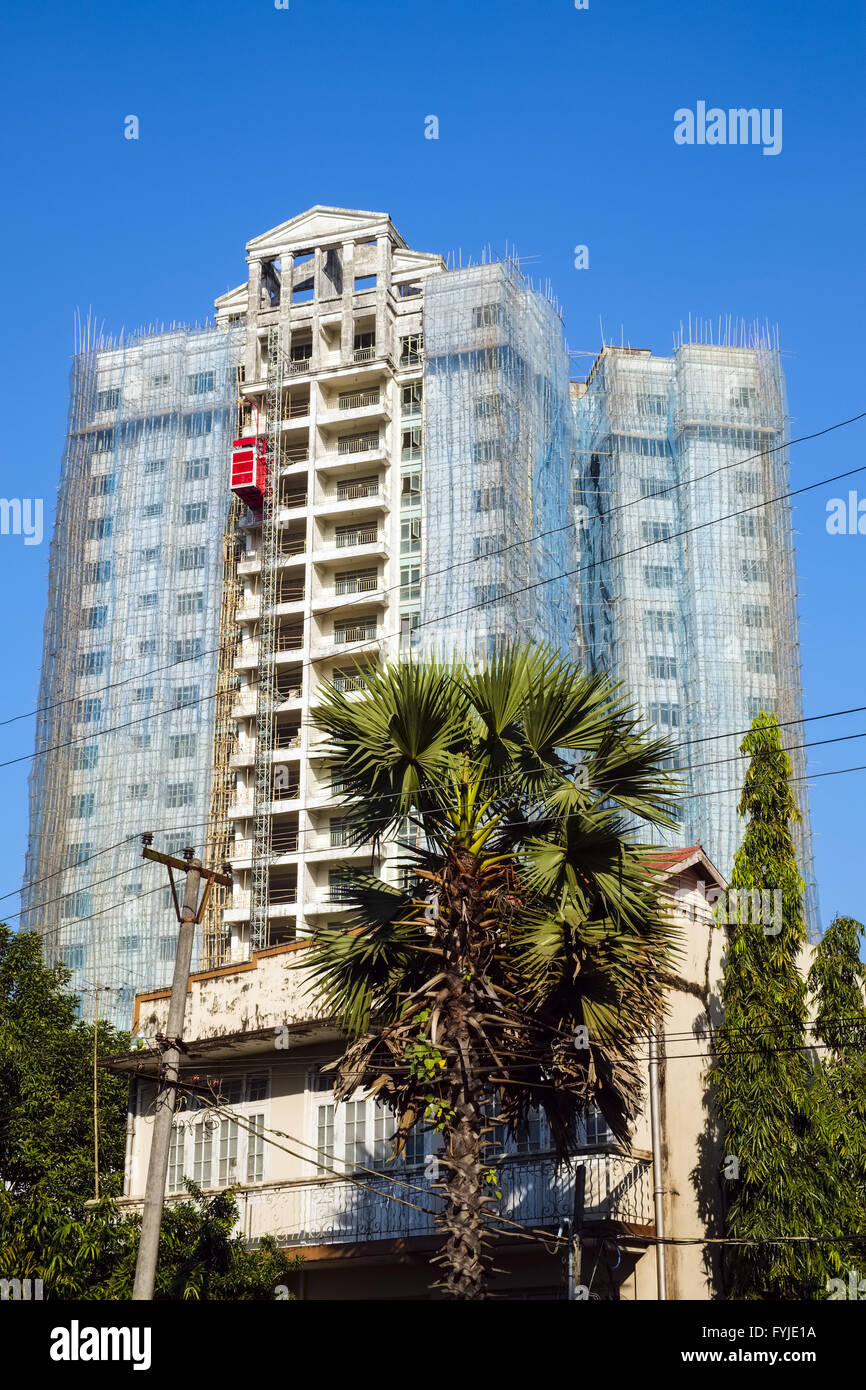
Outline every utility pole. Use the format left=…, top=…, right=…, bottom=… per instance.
left=131, top=836, right=232, bottom=1302
left=566, top=1162, right=587, bottom=1299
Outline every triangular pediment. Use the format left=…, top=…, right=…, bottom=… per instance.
left=245, top=206, right=406, bottom=258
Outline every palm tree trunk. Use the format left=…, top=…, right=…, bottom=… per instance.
left=432, top=846, right=494, bottom=1299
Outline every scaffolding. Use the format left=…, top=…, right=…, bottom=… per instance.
left=574, top=331, right=818, bottom=934
left=419, top=261, right=573, bottom=662
left=23, top=319, right=244, bottom=1025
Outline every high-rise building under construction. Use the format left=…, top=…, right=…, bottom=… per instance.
left=572, top=341, right=815, bottom=917
left=24, top=208, right=815, bottom=1026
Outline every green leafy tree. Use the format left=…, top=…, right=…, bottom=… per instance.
left=806, top=914, right=866, bottom=1288
left=0, top=1184, right=300, bottom=1299
left=711, top=713, right=849, bottom=1298
left=0, top=925, right=129, bottom=1200
left=306, top=644, right=680, bottom=1299
left=0, top=926, right=300, bottom=1299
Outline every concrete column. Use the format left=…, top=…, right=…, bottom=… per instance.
left=376, top=236, right=393, bottom=362
left=341, top=241, right=356, bottom=364
left=279, top=254, right=294, bottom=322
left=310, top=247, right=324, bottom=372
left=245, top=260, right=262, bottom=380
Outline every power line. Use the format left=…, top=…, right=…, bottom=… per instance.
left=11, top=408, right=862, bottom=731
left=6, top=446, right=865, bottom=772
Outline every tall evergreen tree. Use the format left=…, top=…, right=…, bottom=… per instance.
left=711, top=713, right=828, bottom=1298
left=807, top=914, right=866, bottom=1287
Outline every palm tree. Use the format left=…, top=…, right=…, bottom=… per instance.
left=306, top=644, right=680, bottom=1299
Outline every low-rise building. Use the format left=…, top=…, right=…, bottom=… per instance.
left=110, top=847, right=727, bottom=1300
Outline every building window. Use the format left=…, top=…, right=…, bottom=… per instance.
left=69, top=793, right=95, bottom=819
left=747, top=696, right=776, bottom=718
left=737, top=514, right=765, bottom=539
left=745, top=649, right=774, bottom=675
left=75, top=698, right=102, bottom=723
left=218, top=1118, right=239, bottom=1186
left=731, top=385, right=757, bottom=410
left=736, top=471, right=760, bottom=494
left=648, top=701, right=680, bottom=729
left=144, top=458, right=166, bottom=476
left=72, top=746, right=98, bottom=771
left=398, top=280, right=422, bottom=298
left=61, top=891, right=91, bottom=919
left=637, top=393, right=666, bottom=418
left=344, top=1100, right=368, bottom=1170
left=401, top=383, right=422, bottom=418
left=473, top=485, right=505, bottom=513
left=127, top=783, right=149, bottom=801
left=639, top=477, right=668, bottom=498
left=584, top=1106, right=612, bottom=1147
left=173, top=637, right=202, bottom=662
left=86, top=515, right=113, bottom=539
left=473, top=304, right=503, bottom=328
left=166, top=782, right=194, bottom=809
left=641, top=520, right=674, bottom=543
left=399, top=334, right=423, bottom=367
left=132, top=686, right=153, bottom=702
left=167, top=1124, right=185, bottom=1193
left=644, top=565, right=675, bottom=588
left=646, top=609, right=675, bottom=633
left=400, top=565, right=421, bottom=603
left=401, top=471, right=421, bottom=509
left=177, top=546, right=206, bottom=571
left=185, top=458, right=210, bottom=481
left=89, top=473, right=115, bottom=496
left=84, top=560, right=112, bottom=584
left=177, top=590, right=204, bottom=615
left=78, top=650, right=106, bottom=677
left=193, top=1119, right=215, bottom=1187
left=316, top=1103, right=335, bottom=1174
left=140, top=546, right=161, bottom=564
left=741, top=559, right=769, bottom=583
left=138, top=593, right=158, bottom=610
left=246, top=1115, right=265, bottom=1183
left=169, top=733, right=197, bottom=758
left=181, top=501, right=208, bottom=525
left=401, top=428, right=422, bottom=462
left=66, top=841, right=94, bottom=867
left=95, top=387, right=121, bottom=412
left=187, top=370, right=215, bottom=395
left=742, top=604, right=770, bottom=628
left=330, top=818, right=348, bottom=848
left=401, top=518, right=421, bottom=555
left=647, top=654, right=677, bottom=680
left=473, top=533, right=506, bottom=559
left=159, top=937, right=175, bottom=962
left=170, top=681, right=197, bottom=706
left=400, top=612, right=419, bottom=651
left=472, top=438, right=504, bottom=464
left=82, top=605, right=108, bottom=630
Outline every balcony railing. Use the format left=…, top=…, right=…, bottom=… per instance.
left=329, top=480, right=381, bottom=502
left=335, top=528, right=378, bottom=550
left=337, top=433, right=380, bottom=456
left=338, top=389, right=380, bottom=410
left=236, top=1152, right=652, bottom=1249
left=289, top=357, right=312, bottom=375
left=352, top=346, right=375, bottom=363
left=334, top=575, right=378, bottom=596
left=271, top=834, right=299, bottom=855
left=335, top=625, right=376, bottom=644
left=269, top=883, right=298, bottom=904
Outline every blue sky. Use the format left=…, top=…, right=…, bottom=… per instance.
left=0, top=0, right=863, bottom=926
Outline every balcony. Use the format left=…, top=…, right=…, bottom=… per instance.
left=352, top=346, right=375, bottom=363
left=235, top=1152, right=653, bottom=1249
